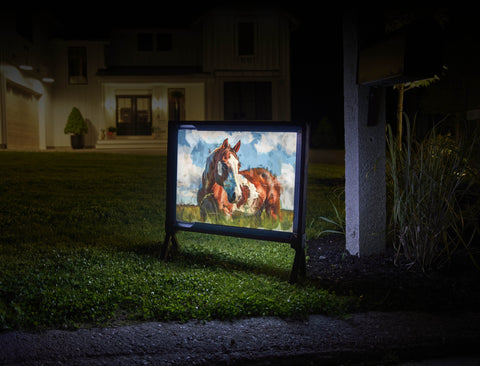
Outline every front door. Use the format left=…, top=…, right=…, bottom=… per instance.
left=116, top=95, right=152, bottom=136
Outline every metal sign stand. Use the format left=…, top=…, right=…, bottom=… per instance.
left=289, top=236, right=306, bottom=284
left=161, top=120, right=309, bottom=284
left=160, top=231, right=178, bottom=260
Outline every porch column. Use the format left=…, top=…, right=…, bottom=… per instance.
left=343, top=11, right=386, bottom=256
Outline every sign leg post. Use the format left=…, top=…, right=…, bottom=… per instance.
left=289, top=236, right=306, bottom=284
left=160, top=232, right=178, bottom=260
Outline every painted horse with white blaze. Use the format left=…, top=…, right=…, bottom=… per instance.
left=197, top=138, right=282, bottom=222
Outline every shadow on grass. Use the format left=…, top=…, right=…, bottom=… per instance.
left=177, top=249, right=292, bottom=281
left=123, top=240, right=293, bottom=282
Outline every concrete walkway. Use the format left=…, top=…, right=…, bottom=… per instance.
left=1, top=311, right=480, bottom=365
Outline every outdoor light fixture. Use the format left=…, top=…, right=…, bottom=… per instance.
left=19, top=64, right=33, bottom=71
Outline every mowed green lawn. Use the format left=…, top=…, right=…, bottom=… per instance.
left=0, top=151, right=346, bottom=330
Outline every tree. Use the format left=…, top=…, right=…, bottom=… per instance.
left=393, top=72, right=444, bottom=149
left=384, top=7, right=449, bottom=149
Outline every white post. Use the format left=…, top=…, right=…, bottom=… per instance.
left=343, top=11, right=386, bottom=256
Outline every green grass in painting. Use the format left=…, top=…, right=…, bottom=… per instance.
left=0, top=151, right=346, bottom=331
left=177, top=205, right=294, bottom=231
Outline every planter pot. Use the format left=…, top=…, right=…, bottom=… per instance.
left=70, top=134, right=85, bottom=149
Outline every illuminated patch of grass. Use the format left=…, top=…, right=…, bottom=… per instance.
left=0, top=152, right=347, bottom=330
left=0, top=247, right=342, bottom=329
left=306, top=163, right=345, bottom=239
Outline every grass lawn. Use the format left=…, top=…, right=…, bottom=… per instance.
left=0, top=151, right=347, bottom=331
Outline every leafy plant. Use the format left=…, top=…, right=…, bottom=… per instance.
left=306, top=164, right=345, bottom=240
left=64, top=107, right=88, bottom=135
left=386, top=116, right=479, bottom=271
left=316, top=189, right=345, bottom=238
left=310, top=116, right=338, bottom=149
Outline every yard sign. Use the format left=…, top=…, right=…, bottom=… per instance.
left=161, top=121, right=309, bottom=283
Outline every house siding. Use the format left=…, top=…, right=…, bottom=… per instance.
left=5, top=81, right=39, bottom=149
left=1, top=6, right=294, bottom=151
left=50, top=41, right=106, bottom=148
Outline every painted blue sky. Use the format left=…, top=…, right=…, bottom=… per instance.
left=176, top=129, right=297, bottom=210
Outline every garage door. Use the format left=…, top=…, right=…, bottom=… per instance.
left=6, top=82, right=39, bottom=149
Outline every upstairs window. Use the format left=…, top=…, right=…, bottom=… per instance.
left=237, top=22, right=255, bottom=56
left=157, top=33, right=172, bottom=51
left=137, top=32, right=173, bottom=52
left=68, top=47, right=87, bottom=85
left=137, top=33, right=154, bottom=51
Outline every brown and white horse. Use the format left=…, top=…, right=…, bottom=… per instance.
left=197, top=138, right=282, bottom=221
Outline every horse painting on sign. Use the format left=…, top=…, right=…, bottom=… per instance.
left=197, top=138, right=282, bottom=221
left=176, top=130, right=297, bottom=232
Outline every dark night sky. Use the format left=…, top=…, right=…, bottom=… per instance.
left=289, top=7, right=344, bottom=128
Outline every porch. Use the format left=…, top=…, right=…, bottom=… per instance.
left=95, top=136, right=167, bottom=154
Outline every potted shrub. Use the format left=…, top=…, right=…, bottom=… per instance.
left=64, top=107, right=88, bottom=149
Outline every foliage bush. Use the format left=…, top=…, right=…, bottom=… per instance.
left=310, top=116, right=338, bottom=149
left=386, top=118, right=480, bottom=271
left=64, top=107, right=88, bottom=135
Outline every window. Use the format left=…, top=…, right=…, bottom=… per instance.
left=237, top=22, right=255, bottom=56
left=224, top=82, right=272, bottom=120
left=137, top=33, right=173, bottom=52
left=157, top=33, right=172, bottom=51
left=138, top=33, right=154, bottom=51
left=68, top=47, right=87, bottom=84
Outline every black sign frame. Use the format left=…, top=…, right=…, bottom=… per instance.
left=161, top=120, right=309, bottom=283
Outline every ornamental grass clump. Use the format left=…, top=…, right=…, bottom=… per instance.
left=386, top=118, right=479, bottom=272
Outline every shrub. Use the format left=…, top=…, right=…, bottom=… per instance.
left=310, top=116, right=338, bottom=149
left=64, top=107, right=88, bottom=135
left=386, top=117, right=479, bottom=271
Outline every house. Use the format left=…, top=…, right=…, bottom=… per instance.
left=0, top=5, right=297, bottom=152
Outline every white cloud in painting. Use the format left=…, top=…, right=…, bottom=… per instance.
left=278, top=163, right=295, bottom=211
left=254, top=132, right=297, bottom=155
left=186, top=130, right=254, bottom=148
left=176, top=144, right=202, bottom=205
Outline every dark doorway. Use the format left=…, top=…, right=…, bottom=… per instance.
left=116, top=95, right=152, bottom=136
left=224, top=82, right=272, bottom=120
